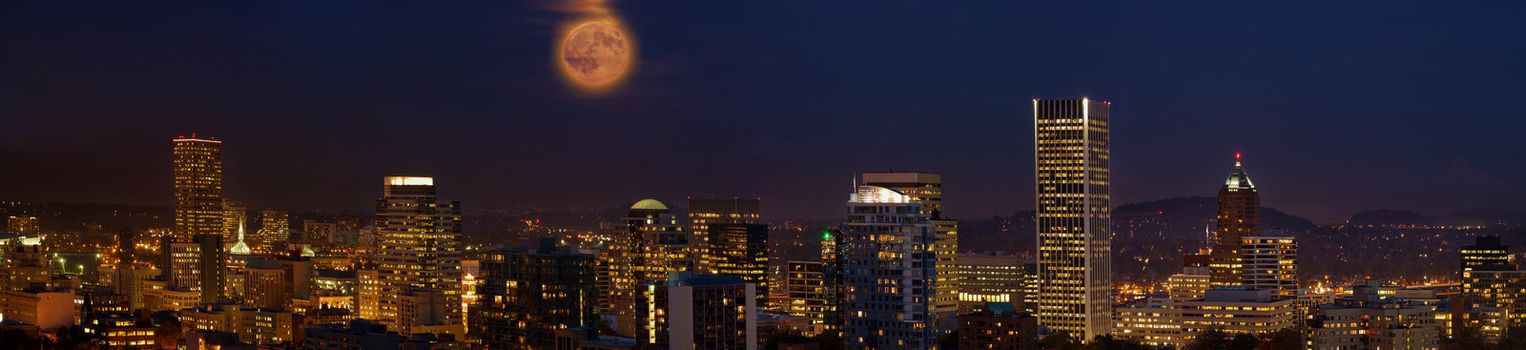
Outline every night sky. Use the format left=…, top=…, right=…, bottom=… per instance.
left=3, top=1, right=1524, bottom=223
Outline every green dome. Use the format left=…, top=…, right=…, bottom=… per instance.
left=631, top=199, right=668, bottom=211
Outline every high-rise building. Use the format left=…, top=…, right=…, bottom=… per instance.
left=842, top=185, right=939, bottom=349
left=357, top=267, right=382, bottom=320
left=221, top=199, right=246, bottom=244
left=161, top=238, right=203, bottom=294
left=1461, top=236, right=1515, bottom=273
left=957, top=252, right=1027, bottom=313
left=193, top=234, right=226, bottom=303
left=861, top=171, right=960, bottom=331
left=1033, top=97, right=1112, bottom=339
left=244, top=258, right=292, bottom=309
left=375, top=176, right=464, bottom=336
left=633, top=272, right=757, bottom=350
left=1211, top=154, right=1258, bottom=288
left=258, top=209, right=290, bottom=251
left=820, top=228, right=845, bottom=332
left=173, top=135, right=224, bottom=242
left=784, top=260, right=832, bottom=335
left=689, top=197, right=762, bottom=274
left=1019, top=262, right=1039, bottom=314
left=472, top=238, right=598, bottom=349
left=1241, top=234, right=1297, bottom=297
left=706, top=223, right=769, bottom=307
left=603, top=199, right=694, bottom=335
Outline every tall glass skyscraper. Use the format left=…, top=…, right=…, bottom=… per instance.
left=1033, top=97, right=1112, bottom=340
left=375, top=176, right=464, bottom=336
left=172, top=135, right=223, bottom=242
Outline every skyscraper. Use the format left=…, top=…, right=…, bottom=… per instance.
left=375, top=176, right=464, bottom=336
left=258, top=209, right=290, bottom=251
left=861, top=171, right=960, bottom=331
left=173, top=135, right=223, bottom=242
left=1211, top=153, right=1259, bottom=288
left=1033, top=97, right=1112, bottom=340
left=706, top=223, right=769, bottom=307
left=842, top=185, right=939, bottom=349
left=688, top=197, right=762, bottom=273
left=472, top=238, right=597, bottom=349
left=633, top=272, right=757, bottom=350
left=193, top=233, right=226, bottom=303
left=603, top=199, right=695, bottom=336
left=221, top=199, right=246, bottom=244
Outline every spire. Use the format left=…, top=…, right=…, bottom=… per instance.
left=230, top=216, right=251, bottom=255
left=1223, top=152, right=1255, bottom=191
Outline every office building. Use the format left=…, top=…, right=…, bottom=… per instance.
left=258, top=209, right=290, bottom=251
left=632, top=272, right=757, bottom=350
left=161, top=239, right=203, bottom=294
left=193, top=234, right=226, bottom=303
left=1033, top=97, right=1113, bottom=339
left=375, top=176, right=464, bottom=336
left=357, top=267, right=382, bottom=321
left=1211, top=154, right=1258, bottom=288
left=222, top=199, right=246, bottom=244
left=472, top=239, right=598, bottom=349
left=1112, top=296, right=1184, bottom=348
left=1461, top=236, right=1515, bottom=273
left=0, top=290, right=75, bottom=332
left=861, top=171, right=959, bottom=332
left=243, top=258, right=293, bottom=309
left=688, top=197, right=762, bottom=274
left=842, top=185, right=938, bottom=349
left=956, top=252, right=1027, bottom=313
left=784, top=260, right=830, bottom=335
left=604, top=199, right=694, bottom=334
left=1241, top=234, right=1297, bottom=297
left=173, top=135, right=224, bottom=242
left=706, top=223, right=769, bottom=307
left=1176, top=288, right=1297, bottom=338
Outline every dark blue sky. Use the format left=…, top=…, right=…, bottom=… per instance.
left=2, top=1, right=1523, bottom=223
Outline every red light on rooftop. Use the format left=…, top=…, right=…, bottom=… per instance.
left=1235, top=152, right=1242, bottom=161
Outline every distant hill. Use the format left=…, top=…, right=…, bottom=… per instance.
left=1437, top=208, right=1526, bottom=227
left=1347, top=209, right=1434, bottom=226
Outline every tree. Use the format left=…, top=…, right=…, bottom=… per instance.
left=1259, top=329, right=1301, bottom=350
left=1185, top=328, right=1230, bottom=350
left=1086, top=334, right=1150, bottom=350
left=1041, top=333, right=1084, bottom=350
left=1227, top=333, right=1257, bottom=349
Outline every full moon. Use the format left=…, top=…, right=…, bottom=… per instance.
left=559, top=21, right=631, bottom=88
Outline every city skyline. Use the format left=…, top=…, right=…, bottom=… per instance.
left=2, top=2, right=1525, bottom=349
left=4, top=2, right=1526, bottom=223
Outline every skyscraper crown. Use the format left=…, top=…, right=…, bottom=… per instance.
left=1223, top=153, right=1255, bottom=191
